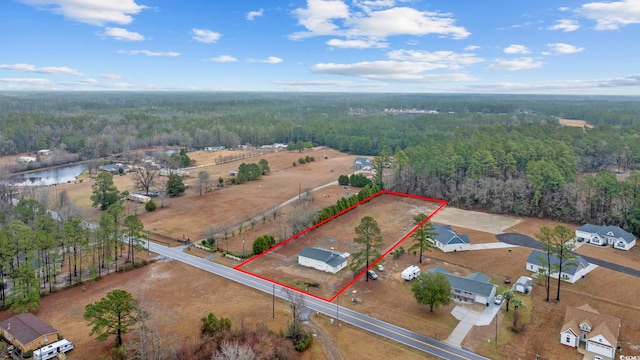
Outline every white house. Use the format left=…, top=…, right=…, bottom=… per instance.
left=576, top=224, right=636, bottom=251
left=526, top=249, right=590, bottom=283
left=37, top=149, right=52, bottom=156
left=17, top=156, right=37, bottom=163
left=560, top=304, right=620, bottom=359
left=431, top=224, right=471, bottom=253
left=298, top=247, right=347, bottom=274
left=426, top=267, right=497, bottom=305
left=351, top=157, right=371, bottom=169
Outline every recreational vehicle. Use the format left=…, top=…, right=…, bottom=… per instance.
left=34, top=339, right=74, bottom=360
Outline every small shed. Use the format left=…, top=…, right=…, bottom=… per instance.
left=0, top=313, right=58, bottom=354
left=37, top=149, right=52, bottom=156
left=514, top=276, right=533, bottom=294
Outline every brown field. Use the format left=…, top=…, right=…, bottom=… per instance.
left=240, top=193, right=441, bottom=299
left=558, top=117, right=594, bottom=128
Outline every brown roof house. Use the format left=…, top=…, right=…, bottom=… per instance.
left=0, top=313, right=58, bottom=355
left=560, top=304, right=620, bottom=360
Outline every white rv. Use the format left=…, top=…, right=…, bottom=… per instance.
left=34, top=339, right=74, bottom=360
left=402, top=265, right=421, bottom=281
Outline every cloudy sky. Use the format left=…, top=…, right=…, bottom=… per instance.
left=1, top=0, right=640, bottom=94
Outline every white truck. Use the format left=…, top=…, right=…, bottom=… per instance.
left=401, top=265, right=421, bottom=281
left=34, top=339, right=74, bottom=360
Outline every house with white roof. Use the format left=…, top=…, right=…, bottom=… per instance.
left=560, top=304, right=620, bottom=359
left=298, top=246, right=348, bottom=274
left=526, top=249, right=590, bottom=283
left=576, top=224, right=636, bottom=250
left=351, top=157, right=372, bottom=169
left=431, top=223, right=471, bottom=252
left=426, top=266, right=497, bottom=305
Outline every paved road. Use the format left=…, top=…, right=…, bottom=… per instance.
left=497, top=233, right=640, bottom=277
left=145, top=240, right=488, bottom=360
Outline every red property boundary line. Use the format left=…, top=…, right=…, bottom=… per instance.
left=234, top=189, right=448, bottom=302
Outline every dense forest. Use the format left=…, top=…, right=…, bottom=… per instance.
left=2, top=91, right=640, bottom=234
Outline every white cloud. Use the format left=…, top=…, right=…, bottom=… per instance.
left=101, top=73, right=122, bottom=79
left=467, top=75, right=640, bottom=93
left=117, top=50, right=180, bottom=56
left=485, top=57, right=543, bottom=71
left=104, top=27, right=144, bottom=41
left=290, top=0, right=350, bottom=39
left=579, top=0, right=640, bottom=30
left=210, top=55, right=237, bottom=63
left=353, top=0, right=397, bottom=12
left=547, top=43, right=585, bottom=54
left=311, top=60, right=475, bottom=82
left=192, top=28, right=222, bottom=43
left=327, top=38, right=387, bottom=48
left=387, top=50, right=484, bottom=69
left=345, top=7, right=471, bottom=39
left=548, top=19, right=580, bottom=32
left=20, top=0, right=147, bottom=26
left=464, top=45, right=480, bottom=51
left=0, top=78, right=52, bottom=85
left=0, top=63, right=83, bottom=76
left=260, top=56, right=283, bottom=64
left=246, top=8, right=264, bottom=21
left=503, top=44, right=530, bottom=54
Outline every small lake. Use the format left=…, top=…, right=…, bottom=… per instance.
left=15, top=164, right=88, bottom=186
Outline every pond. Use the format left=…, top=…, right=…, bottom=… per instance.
left=15, top=164, right=88, bottom=186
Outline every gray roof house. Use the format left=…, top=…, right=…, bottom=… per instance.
left=0, top=313, right=58, bottom=354
left=431, top=224, right=471, bottom=252
left=526, top=249, right=591, bottom=283
left=576, top=224, right=636, bottom=250
left=298, top=246, right=348, bottom=274
left=426, top=266, right=497, bottom=305
left=351, top=157, right=372, bottom=169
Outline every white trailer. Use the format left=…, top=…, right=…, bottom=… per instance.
left=127, top=193, right=151, bottom=203
left=402, top=265, right=421, bottom=281
left=34, top=339, right=74, bottom=360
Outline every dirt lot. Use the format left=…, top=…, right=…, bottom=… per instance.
left=239, top=193, right=442, bottom=299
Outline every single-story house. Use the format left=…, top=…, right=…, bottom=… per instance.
left=37, top=149, right=52, bottom=156
left=17, top=156, right=37, bottom=163
left=0, top=313, right=58, bottom=354
left=298, top=246, right=348, bottom=274
left=204, top=146, right=225, bottom=152
left=576, top=224, right=636, bottom=251
left=431, top=224, right=471, bottom=252
left=351, top=157, right=372, bottom=169
left=98, top=163, right=130, bottom=174
left=526, top=249, right=590, bottom=283
left=560, top=304, right=620, bottom=359
left=426, top=266, right=497, bottom=305
left=513, top=276, right=533, bottom=294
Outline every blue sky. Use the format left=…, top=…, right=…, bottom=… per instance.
left=1, top=0, right=640, bottom=94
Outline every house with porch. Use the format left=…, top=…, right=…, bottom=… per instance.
left=298, top=246, right=348, bottom=274
left=0, top=313, right=58, bottom=355
left=351, top=157, right=372, bottom=170
left=576, top=224, right=636, bottom=250
left=431, top=224, right=471, bottom=252
left=526, top=249, right=591, bottom=283
left=426, top=266, right=497, bottom=305
left=560, top=304, right=620, bottom=359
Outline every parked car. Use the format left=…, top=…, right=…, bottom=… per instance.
left=377, top=264, right=384, bottom=272
left=494, top=295, right=504, bottom=305
left=367, top=270, right=378, bottom=280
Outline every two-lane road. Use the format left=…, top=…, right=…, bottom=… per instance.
left=146, top=241, right=487, bottom=360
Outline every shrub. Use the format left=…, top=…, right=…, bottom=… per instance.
left=145, top=200, right=157, bottom=211
left=292, top=162, right=297, bottom=166
left=298, top=158, right=306, bottom=164
left=23, top=350, right=33, bottom=358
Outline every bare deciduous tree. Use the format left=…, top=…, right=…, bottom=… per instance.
left=132, top=163, right=160, bottom=195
